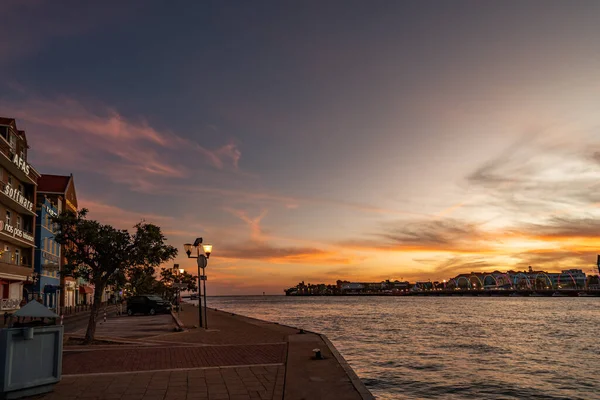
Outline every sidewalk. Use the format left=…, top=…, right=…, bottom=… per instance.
left=0, top=304, right=117, bottom=329
left=32, top=304, right=372, bottom=400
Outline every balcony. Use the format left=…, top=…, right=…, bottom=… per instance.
left=0, top=298, right=21, bottom=311
left=0, top=253, right=32, bottom=280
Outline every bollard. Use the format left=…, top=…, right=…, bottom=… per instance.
left=60, top=315, right=64, bottom=325
left=313, top=348, right=323, bottom=360
left=103, top=310, right=107, bottom=324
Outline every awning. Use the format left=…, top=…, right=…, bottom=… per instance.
left=79, top=285, right=93, bottom=294
left=44, top=284, right=60, bottom=293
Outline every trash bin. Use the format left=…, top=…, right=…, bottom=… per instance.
left=0, top=301, right=63, bottom=399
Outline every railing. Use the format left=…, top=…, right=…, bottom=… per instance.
left=0, top=298, right=21, bottom=310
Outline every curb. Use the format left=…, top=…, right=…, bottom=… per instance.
left=320, top=334, right=375, bottom=400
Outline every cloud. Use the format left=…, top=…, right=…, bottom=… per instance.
left=78, top=198, right=174, bottom=229
left=218, top=241, right=352, bottom=265
left=200, top=143, right=242, bottom=170
left=466, top=134, right=600, bottom=214
left=0, top=93, right=242, bottom=190
left=223, top=207, right=268, bottom=240
left=377, top=218, right=485, bottom=249
left=522, top=217, right=600, bottom=240
left=340, top=218, right=494, bottom=254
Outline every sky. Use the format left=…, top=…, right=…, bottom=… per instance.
left=1, top=1, right=599, bottom=294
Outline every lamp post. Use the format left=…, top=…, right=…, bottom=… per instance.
left=184, top=238, right=212, bottom=329
left=172, top=264, right=185, bottom=312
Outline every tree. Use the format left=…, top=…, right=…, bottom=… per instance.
left=52, top=209, right=177, bottom=343
left=159, top=268, right=198, bottom=303
left=126, top=265, right=160, bottom=295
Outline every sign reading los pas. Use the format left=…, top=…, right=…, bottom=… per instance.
left=3, top=185, right=33, bottom=211
left=0, top=220, right=34, bottom=242
left=12, top=154, right=30, bottom=175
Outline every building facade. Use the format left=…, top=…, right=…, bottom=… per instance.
left=37, top=174, right=84, bottom=308
left=0, top=118, right=41, bottom=311
left=33, top=197, right=61, bottom=309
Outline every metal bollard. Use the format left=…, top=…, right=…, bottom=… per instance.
left=60, top=315, right=64, bottom=325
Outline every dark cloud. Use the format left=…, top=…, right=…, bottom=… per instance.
left=219, top=241, right=350, bottom=265
left=372, top=218, right=487, bottom=251
left=512, top=250, right=598, bottom=270
left=522, top=217, right=600, bottom=239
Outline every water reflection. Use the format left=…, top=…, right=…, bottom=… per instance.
left=205, top=296, right=599, bottom=400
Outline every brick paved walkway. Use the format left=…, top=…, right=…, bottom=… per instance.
left=41, top=365, right=285, bottom=400
left=31, top=306, right=370, bottom=399
left=63, top=344, right=286, bottom=374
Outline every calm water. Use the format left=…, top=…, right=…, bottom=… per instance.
left=200, top=296, right=599, bottom=400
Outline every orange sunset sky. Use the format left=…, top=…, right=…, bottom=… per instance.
left=1, top=1, right=599, bottom=294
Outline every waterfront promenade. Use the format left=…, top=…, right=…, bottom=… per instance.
left=33, top=305, right=371, bottom=400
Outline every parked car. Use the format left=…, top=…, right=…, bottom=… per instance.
left=126, top=295, right=172, bottom=316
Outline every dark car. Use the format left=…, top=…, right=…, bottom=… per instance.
left=126, top=295, right=172, bottom=316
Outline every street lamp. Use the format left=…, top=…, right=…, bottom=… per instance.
left=172, top=264, right=185, bottom=312
left=184, top=238, right=212, bottom=329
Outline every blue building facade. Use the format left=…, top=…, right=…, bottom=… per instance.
left=33, top=197, right=60, bottom=308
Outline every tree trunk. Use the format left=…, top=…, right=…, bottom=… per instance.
left=83, top=280, right=105, bottom=344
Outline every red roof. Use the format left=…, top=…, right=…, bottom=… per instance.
left=37, top=174, right=71, bottom=193
left=0, top=117, right=16, bottom=126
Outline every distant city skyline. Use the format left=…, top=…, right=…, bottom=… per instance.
left=1, top=1, right=599, bottom=294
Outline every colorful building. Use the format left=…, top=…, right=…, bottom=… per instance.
left=0, top=118, right=41, bottom=312
left=33, top=196, right=61, bottom=309
left=36, top=174, right=91, bottom=307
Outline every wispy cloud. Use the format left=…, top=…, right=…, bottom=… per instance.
left=1, top=93, right=242, bottom=190
left=78, top=197, right=174, bottom=229
left=218, top=241, right=352, bottom=265
left=223, top=207, right=268, bottom=240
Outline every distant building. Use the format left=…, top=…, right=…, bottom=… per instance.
left=340, top=283, right=364, bottom=292
left=447, top=268, right=588, bottom=290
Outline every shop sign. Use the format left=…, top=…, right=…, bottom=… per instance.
left=3, top=184, right=33, bottom=211
left=44, top=205, right=58, bottom=217
left=42, top=252, right=59, bottom=264
left=0, top=220, right=34, bottom=242
left=12, top=154, right=30, bottom=175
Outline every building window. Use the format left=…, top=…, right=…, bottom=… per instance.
left=16, top=216, right=20, bottom=230
left=5, top=210, right=10, bottom=226
left=15, top=249, right=20, bottom=266
left=7, top=176, right=12, bottom=186
left=17, top=184, right=22, bottom=194
left=9, top=134, right=15, bottom=149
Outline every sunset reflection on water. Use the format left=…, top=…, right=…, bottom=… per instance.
left=205, top=296, right=599, bottom=400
